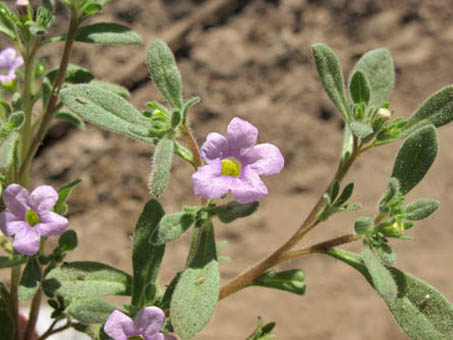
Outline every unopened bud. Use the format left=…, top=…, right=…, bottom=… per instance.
left=377, top=108, right=392, bottom=119
left=16, top=0, right=30, bottom=17
left=16, top=0, right=29, bottom=5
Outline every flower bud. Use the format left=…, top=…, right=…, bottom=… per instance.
left=377, top=108, right=392, bottom=119
left=15, top=0, right=30, bottom=18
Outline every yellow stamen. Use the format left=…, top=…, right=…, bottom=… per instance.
left=221, top=158, right=241, bottom=177
left=25, top=209, right=40, bottom=227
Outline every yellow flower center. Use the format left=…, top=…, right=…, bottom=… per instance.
left=128, top=336, right=144, bottom=340
left=221, top=158, right=241, bottom=177
left=25, top=209, right=40, bottom=227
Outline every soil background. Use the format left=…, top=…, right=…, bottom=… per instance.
left=3, top=0, right=453, bottom=339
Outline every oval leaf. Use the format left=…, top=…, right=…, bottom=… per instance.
left=155, top=212, right=195, bottom=244
left=349, top=70, right=370, bottom=104
left=18, top=257, right=42, bottom=302
left=75, top=22, right=143, bottom=45
left=405, top=198, right=440, bottom=221
left=43, top=261, right=131, bottom=298
left=312, top=43, right=348, bottom=118
left=148, top=135, right=174, bottom=198
left=392, top=125, right=438, bottom=195
left=65, top=297, right=116, bottom=324
left=47, top=63, right=94, bottom=84
left=213, top=201, right=259, bottom=224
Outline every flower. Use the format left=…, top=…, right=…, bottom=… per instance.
left=192, top=117, right=284, bottom=204
left=16, top=0, right=30, bottom=6
left=0, top=48, right=24, bottom=84
left=104, top=306, right=175, bottom=340
left=0, top=184, right=68, bottom=255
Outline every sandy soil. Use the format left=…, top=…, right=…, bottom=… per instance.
left=4, top=0, right=453, bottom=339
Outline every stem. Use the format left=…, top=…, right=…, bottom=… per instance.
left=23, top=288, right=41, bottom=340
left=180, top=124, right=203, bottom=169
left=10, top=264, right=21, bottom=340
left=18, top=9, right=80, bottom=182
left=38, top=320, right=71, bottom=340
left=219, top=138, right=362, bottom=300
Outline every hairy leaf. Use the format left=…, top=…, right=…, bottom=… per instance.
left=75, top=22, right=143, bottom=45
left=54, top=179, right=81, bottom=215
left=65, top=297, right=116, bottom=324
left=155, top=212, right=195, bottom=244
left=405, top=199, right=440, bottom=221
left=213, top=201, right=259, bottom=223
left=19, top=257, right=42, bottom=302
left=148, top=135, right=174, bottom=198
left=349, top=70, right=370, bottom=104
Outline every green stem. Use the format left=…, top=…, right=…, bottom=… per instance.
left=18, top=9, right=80, bottom=182
left=23, top=288, right=41, bottom=340
left=10, top=264, right=21, bottom=340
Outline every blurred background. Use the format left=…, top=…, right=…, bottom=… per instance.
left=3, top=0, right=453, bottom=338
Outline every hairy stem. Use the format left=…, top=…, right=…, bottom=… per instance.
left=18, top=9, right=80, bottom=182
left=219, top=138, right=361, bottom=300
left=180, top=124, right=203, bottom=169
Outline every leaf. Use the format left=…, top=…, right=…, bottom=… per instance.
left=354, top=216, right=374, bottom=235
left=0, top=131, right=19, bottom=172
left=0, top=304, right=14, bottom=340
left=65, top=297, right=116, bottom=324
left=247, top=316, right=277, bottom=340
left=43, top=261, right=132, bottom=298
left=47, top=63, right=94, bottom=84
left=350, top=48, right=394, bottom=108
left=75, top=22, right=143, bottom=45
left=19, top=257, right=42, bottom=302
left=249, top=269, right=306, bottom=296
left=312, top=43, right=349, bottom=118
left=155, top=212, right=195, bottom=244
left=392, top=125, right=438, bottom=195
left=349, top=121, right=373, bottom=139
left=402, top=86, right=453, bottom=138
left=325, top=248, right=453, bottom=339
left=171, top=220, right=219, bottom=339
left=89, top=80, right=130, bottom=98
left=0, top=256, right=27, bottom=268
left=57, top=229, right=78, bottom=252
left=405, top=199, right=440, bottom=221
left=213, top=201, right=259, bottom=223
left=55, top=110, right=86, bottom=130
left=335, top=182, right=354, bottom=206
left=131, top=200, right=165, bottom=309
left=0, top=4, right=16, bottom=39
left=148, top=135, right=174, bottom=198
left=54, top=179, right=81, bottom=215
left=147, top=39, right=183, bottom=109
left=60, top=84, right=153, bottom=143
left=349, top=70, right=371, bottom=104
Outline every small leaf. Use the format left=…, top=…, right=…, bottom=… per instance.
left=7, top=111, right=24, bottom=130
left=19, top=257, right=42, bottom=302
left=43, top=261, right=132, bottom=298
left=249, top=269, right=306, bottom=296
left=349, top=70, right=371, bottom=104
left=89, top=80, right=130, bottom=98
left=0, top=131, right=19, bottom=172
left=148, top=135, right=174, bottom=198
left=55, top=110, right=86, bottom=130
left=330, top=181, right=340, bottom=202
left=247, top=316, right=277, bottom=340
left=0, top=4, right=16, bottom=39
left=171, top=220, right=219, bottom=339
left=405, top=198, right=440, bottom=221
left=54, top=179, right=81, bottom=215
left=0, top=256, right=27, bottom=268
left=350, top=48, right=394, bottom=108
left=354, top=216, right=374, bottom=235
left=392, top=125, right=438, bottom=195
left=65, top=297, right=116, bottom=324
left=335, top=182, right=354, bottom=206
left=349, top=121, right=373, bottom=139
left=47, top=63, right=94, bottom=84
left=362, top=244, right=397, bottom=302
left=58, top=230, right=78, bottom=252
left=377, top=244, right=397, bottom=266
left=131, top=200, right=165, bottom=309
left=0, top=305, right=14, bottom=340
left=213, top=201, right=259, bottom=223
left=312, top=43, right=348, bottom=118
left=155, top=212, right=195, bottom=244
left=147, top=39, right=183, bottom=109
left=75, top=22, right=143, bottom=45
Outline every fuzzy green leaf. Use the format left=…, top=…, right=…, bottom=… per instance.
left=148, top=135, right=174, bottom=198
left=335, top=182, right=354, bottom=206
left=75, top=22, right=143, bottom=45
left=213, top=201, right=259, bottom=223
left=0, top=131, right=19, bottom=172
left=247, top=316, right=277, bottom=340
left=350, top=48, right=394, bottom=108
left=155, top=212, right=195, bottom=244
left=47, top=63, right=94, bottom=84
left=147, top=39, right=183, bottom=109
left=89, top=80, right=130, bottom=98
left=43, top=261, right=131, bottom=298
left=405, top=199, right=440, bottom=221
left=19, top=257, right=42, bottom=302
left=54, top=179, right=81, bottom=215
left=350, top=121, right=373, bottom=139
left=171, top=220, right=219, bottom=339
left=392, top=125, right=438, bottom=195
left=131, top=200, right=165, bottom=309
left=65, top=297, right=116, bottom=324
left=0, top=4, right=16, bottom=39
left=57, top=230, right=78, bottom=252
left=354, top=216, right=374, bottom=235
left=312, top=43, right=348, bottom=118
left=55, top=110, right=86, bottom=130
left=60, top=84, right=153, bottom=143
left=362, top=244, right=397, bottom=302
left=249, top=269, right=306, bottom=296
left=349, top=70, right=371, bottom=104
left=0, top=256, right=27, bottom=268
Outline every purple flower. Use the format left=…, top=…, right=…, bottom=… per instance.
left=192, top=117, right=284, bottom=204
left=104, top=306, right=176, bottom=340
left=0, top=48, right=24, bottom=84
left=0, top=184, right=68, bottom=255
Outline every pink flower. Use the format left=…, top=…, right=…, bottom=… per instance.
left=192, top=117, right=284, bottom=204
left=0, top=48, right=23, bottom=84
left=0, top=184, right=68, bottom=255
left=104, top=307, right=175, bottom=340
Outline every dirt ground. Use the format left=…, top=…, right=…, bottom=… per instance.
left=4, top=0, right=453, bottom=339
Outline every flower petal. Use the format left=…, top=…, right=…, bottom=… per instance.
left=146, top=335, right=164, bottom=340
left=11, top=55, right=24, bottom=69
left=0, top=213, right=27, bottom=236
left=3, top=184, right=29, bottom=218
left=230, top=167, right=268, bottom=204
left=243, top=143, right=284, bottom=176
left=104, top=310, right=134, bottom=340
left=12, top=227, right=40, bottom=256
left=0, top=48, right=16, bottom=65
left=135, top=306, right=165, bottom=338
left=35, top=211, right=68, bottom=236
left=201, top=132, right=229, bottom=162
left=227, top=117, right=258, bottom=153
left=28, top=185, right=58, bottom=212
left=192, top=161, right=232, bottom=199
